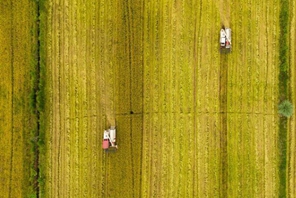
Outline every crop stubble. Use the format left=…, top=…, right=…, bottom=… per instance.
left=45, top=0, right=143, bottom=197
left=44, top=0, right=285, bottom=197
left=226, top=0, right=279, bottom=197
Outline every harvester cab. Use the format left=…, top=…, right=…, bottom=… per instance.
left=102, top=126, right=118, bottom=151
left=220, top=27, right=231, bottom=53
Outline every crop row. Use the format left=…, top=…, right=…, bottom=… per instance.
left=226, top=0, right=279, bottom=197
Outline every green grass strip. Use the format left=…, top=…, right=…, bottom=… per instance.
left=28, top=1, right=39, bottom=197
left=37, top=0, right=48, bottom=196
left=28, top=0, right=47, bottom=197
left=278, top=0, right=289, bottom=197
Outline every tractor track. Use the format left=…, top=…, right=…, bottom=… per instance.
left=126, top=0, right=136, bottom=196
left=192, top=0, right=201, bottom=196
left=8, top=0, right=15, bottom=197
left=219, top=52, right=228, bottom=198
left=219, top=0, right=230, bottom=197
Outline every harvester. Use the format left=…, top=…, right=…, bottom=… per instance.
left=102, top=126, right=118, bottom=151
left=220, top=27, right=231, bottom=53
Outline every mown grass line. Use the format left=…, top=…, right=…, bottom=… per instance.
left=278, top=0, right=290, bottom=197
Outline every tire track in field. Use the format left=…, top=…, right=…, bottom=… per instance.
left=51, top=1, right=62, bottom=196
left=149, top=1, right=162, bottom=196
left=218, top=0, right=231, bottom=27
left=59, top=0, right=65, bottom=196
left=219, top=51, right=228, bottom=198
left=73, top=0, right=79, bottom=196
left=101, top=1, right=116, bottom=127
left=254, top=2, right=266, bottom=197
left=239, top=1, right=251, bottom=196
left=126, top=1, right=136, bottom=196
left=97, top=0, right=106, bottom=195
left=96, top=1, right=105, bottom=196
left=67, top=0, right=76, bottom=195
left=193, top=0, right=202, bottom=196
left=60, top=0, right=71, bottom=196
left=85, top=0, right=94, bottom=195
left=197, top=1, right=211, bottom=196
left=8, top=0, right=14, bottom=197
left=158, top=1, right=165, bottom=197
left=142, top=1, right=149, bottom=196
left=218, top=1, right=229, bottom=197
left=192, top=2, right=198, bottom=196
left=87, top=0, right=98, bottom=196
left=97, top=1, right=115, bottom=127
left=196, top=1, right=205, bottom=196
left=146, top=1, right=154, bottom=197
left=81, top=1, right=89, bottom=195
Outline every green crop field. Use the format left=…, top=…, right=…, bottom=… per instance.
left=1, top=0, right=296, bottom=197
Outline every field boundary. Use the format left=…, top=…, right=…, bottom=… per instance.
left=278, top=0, right=290, bottom=197
left=29, top=1, right=40, bottom=197
left=28, top=0, right=48, bottom=197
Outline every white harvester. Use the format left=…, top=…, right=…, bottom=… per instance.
left=102, top=126, right=118, bottom=151
left=220, top=27, right=231, bottom=52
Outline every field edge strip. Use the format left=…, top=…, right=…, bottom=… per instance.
left=278, top=0, right=290, bottom=197
left=29, top=0, right=48, bottom=197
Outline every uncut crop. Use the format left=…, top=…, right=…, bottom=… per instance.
left=0, top=0, right=38, bottom=197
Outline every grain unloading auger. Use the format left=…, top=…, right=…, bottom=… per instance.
left=102, top=126, right=118, bottom=151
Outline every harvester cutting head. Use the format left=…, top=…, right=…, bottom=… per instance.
left=102, top=126, right=118, bottom=151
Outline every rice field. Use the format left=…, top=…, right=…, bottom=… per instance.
left=0, top=0, right=37, bottom=197
left=1, top=0, right=296, bottom=197
left=43, top=0, right=281, bottom=197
